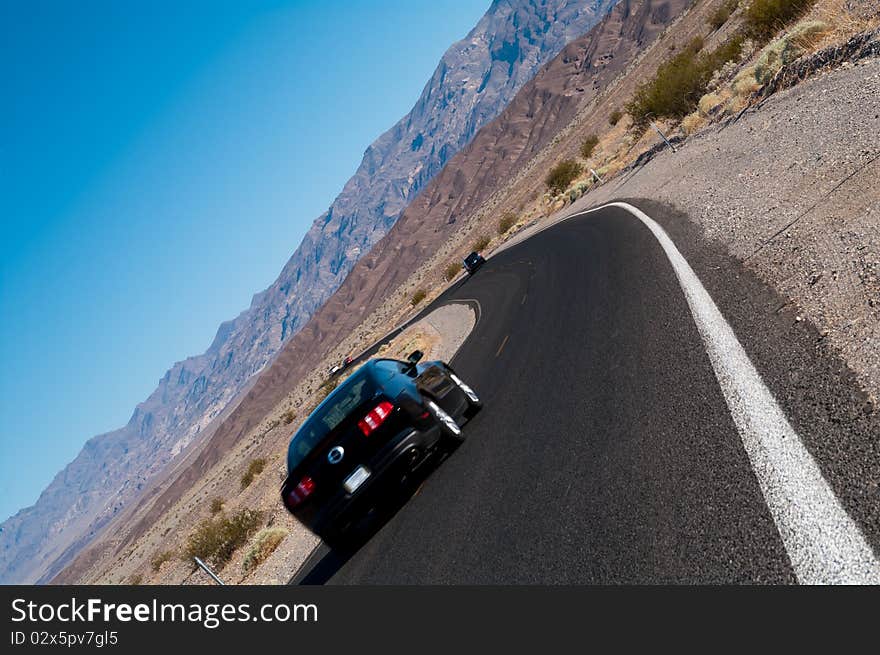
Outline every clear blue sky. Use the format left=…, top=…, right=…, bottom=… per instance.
left=0, top=0, right=489, bottom=522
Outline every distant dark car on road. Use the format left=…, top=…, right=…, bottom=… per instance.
left=281, top=351, right=481, bottom=547
left=463, top=251, right=486, bottom=275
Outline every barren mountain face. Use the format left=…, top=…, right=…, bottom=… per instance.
left=0, top=0, right=618, bottom=584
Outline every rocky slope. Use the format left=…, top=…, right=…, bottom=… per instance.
left=1, top=0, right=620, bottom=584
left=47, top=0, right=693, bottom=585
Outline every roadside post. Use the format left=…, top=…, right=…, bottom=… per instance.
left=652, top=123, right=677, bottom=153
left=590, top=168, right=603, bottom=184
left=194, top=556, right=226, bottom=585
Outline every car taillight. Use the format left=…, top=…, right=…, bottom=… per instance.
left=358, top=401, right=394, bottom=436
left=283, top=476, right=315, bottom=511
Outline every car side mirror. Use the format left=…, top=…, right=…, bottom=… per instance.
left=407, top=350, right=423, bottom=365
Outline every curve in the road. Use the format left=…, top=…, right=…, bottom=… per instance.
left=292, top=201, right=880, bottom=585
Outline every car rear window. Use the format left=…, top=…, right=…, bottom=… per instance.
left=287, top=370, right=376, bottom=471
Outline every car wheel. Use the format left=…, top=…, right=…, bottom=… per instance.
left=426, top=399, right=463, bottom=446
left=449, top=371, right=482, bottom=418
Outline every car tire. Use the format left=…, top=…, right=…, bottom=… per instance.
left=426, top=399, right=464, bottom=447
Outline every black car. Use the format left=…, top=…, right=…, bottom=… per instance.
left=281, top=351, right=481, bottom=547
left=463, top=251, right=486, bottom=274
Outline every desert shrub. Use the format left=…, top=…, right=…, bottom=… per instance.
left=411, top=289, right=427, bottom=306
left=498, top=212, right=517, bottom=235
left=608, top=109, right=623, bottom=126
left=183, top=508, right=264, bottom=569
left=280, top=408, right=297, bottom=425
left=240, top=457, right=267, bottom=490
left=744, top=0, right=817, bottom=43
left=544, top=159, right=583, bottom=194
left=626, top=35, right=744, bottom=125
left=579, top=134, right=600, bottom=159
left=753, top=21, right=827, bottom=82
left=209, top=497, right=224, bottom=515
left=150, top=550, right=174, bottom=573
left=681, top=112, right=706, bottom=135
left=708, top=0, right=739, bottom=30
left=129, top=574, right=143, bottom=585
left=471, top=235, right=491, bottom=252
left=444, top=261, right=461, bottom=281
left=242, top=528, right=288, bottom=572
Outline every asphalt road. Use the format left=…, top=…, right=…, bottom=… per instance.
left=291, top=203, right=880, bottom=584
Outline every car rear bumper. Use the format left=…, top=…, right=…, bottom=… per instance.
left=309, top=425, right=444, bottom=538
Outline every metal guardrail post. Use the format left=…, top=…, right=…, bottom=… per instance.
left=194, top=556, right=226, bottom=585
left=590, top=168, right=603, bottom=184
left=652, top=123, right=677, bottom=153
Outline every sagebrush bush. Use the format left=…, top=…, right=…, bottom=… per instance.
left=471, top=235, right=491, bottom=252
left=626, top=35, right=744, bottom=125
left=280, top=408, right=297, bottom=425
left=444, top=261, right=461, bottom=281
left=242, top=528, right=288, bottom=572
left=411, top=289, right=427, bottom=306
left=150, top=550, right=174, bottom=573
left=129, top=574, right=143, bottom=585
left=209, top=497, right=224, bottom=515
left=240, top=457, right=267, bottom=490
left=579, top=134, right=599, bottom=159
left=545, top=159, right=583, bottom=194
left=498, top=212, right=517, bottom=235
left=744, top=0, right=817, bottom=42
left=608, top=109, right=623, bottom=126
left=708, top=0, right=739, bottom=30
left=183, top=508, right=264, bottom=569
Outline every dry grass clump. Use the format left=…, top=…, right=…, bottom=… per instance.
left=280, top=408, right=297, bottom=425
left=411, top=289, right=427, bottom=306
left=183, top=508, right=264, bottom=569
left=545, top=159, right=583, bottom=194
left=753, top=20, right=828, bottom=81
left=471, top=235, right=491, bottom=252
left=150, top=550, right=174, bottom=573
left=579, top=134, right=600, bottom=159
left=498, top=212, right=518, bottom=235
left=242, top=528, right=288, bottom=572
left=698, top=91, right=727, bottom=116
left=444, top=261, right=461, bottom=281
left=681, top=112, right=708, bottom=135
left=129, top=574, right=143, bottom=585
left=209, top=497, right=224, bottom=515
left=240, top=457, right=267, bottom=490
left=608, top=109, right=623, bottom=126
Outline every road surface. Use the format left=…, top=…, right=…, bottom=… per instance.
left=291, top=202, right=880, bottom=584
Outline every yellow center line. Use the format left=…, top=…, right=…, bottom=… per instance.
left=495, top=334, right=509, bottom=357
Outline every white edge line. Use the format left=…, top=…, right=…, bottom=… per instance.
left=558, top=201, right=880, bottom=584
